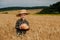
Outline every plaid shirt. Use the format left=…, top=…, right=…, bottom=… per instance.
left=15, top=18, right=29, bottom=29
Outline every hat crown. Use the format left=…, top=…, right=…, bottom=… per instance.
left=20, top=9, right=28, bottom=13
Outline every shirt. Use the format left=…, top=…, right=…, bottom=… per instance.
left=15, top=18, right=29, bottom=29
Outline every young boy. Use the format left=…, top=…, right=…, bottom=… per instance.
left=15, top=9, right=30, bottom=36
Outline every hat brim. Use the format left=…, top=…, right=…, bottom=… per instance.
left=16, top=13, right=29, bottom=17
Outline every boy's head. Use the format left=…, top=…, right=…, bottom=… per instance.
left=20, top=13, right=26, bottom=19
left=16, top=9, right=29, bottom=19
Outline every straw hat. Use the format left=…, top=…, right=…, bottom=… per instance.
left=16, top=9, right=29, bottom=17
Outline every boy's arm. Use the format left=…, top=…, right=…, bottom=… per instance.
left=15, top=20, right=19, bottom=29
left=25, top=20, right=30, bottom=30
left=25, top=20, right=29, bottom=26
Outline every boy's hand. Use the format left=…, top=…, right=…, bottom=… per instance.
left=19, top=23, right=29, bottom=30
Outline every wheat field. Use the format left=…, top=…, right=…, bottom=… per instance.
left=0, top=11, right=60, bottom=40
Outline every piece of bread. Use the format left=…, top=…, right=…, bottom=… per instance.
left=19, top=23, right=29, bottom=30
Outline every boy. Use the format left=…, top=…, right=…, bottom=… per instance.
left=15, top=9, right=30, bottom=36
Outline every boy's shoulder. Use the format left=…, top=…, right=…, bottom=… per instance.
left=17, top=19, right=29, bottom=22
left=17, top=19, right=21, bottom=21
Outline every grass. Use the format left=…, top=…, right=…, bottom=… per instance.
left=0, top=10, right=60, bottom=40
left=33, top=13, right=60, bottom=16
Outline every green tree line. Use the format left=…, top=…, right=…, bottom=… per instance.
left=37, top=2, right=60, bottom=14
left=0, top=6, right=48, bottom=12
